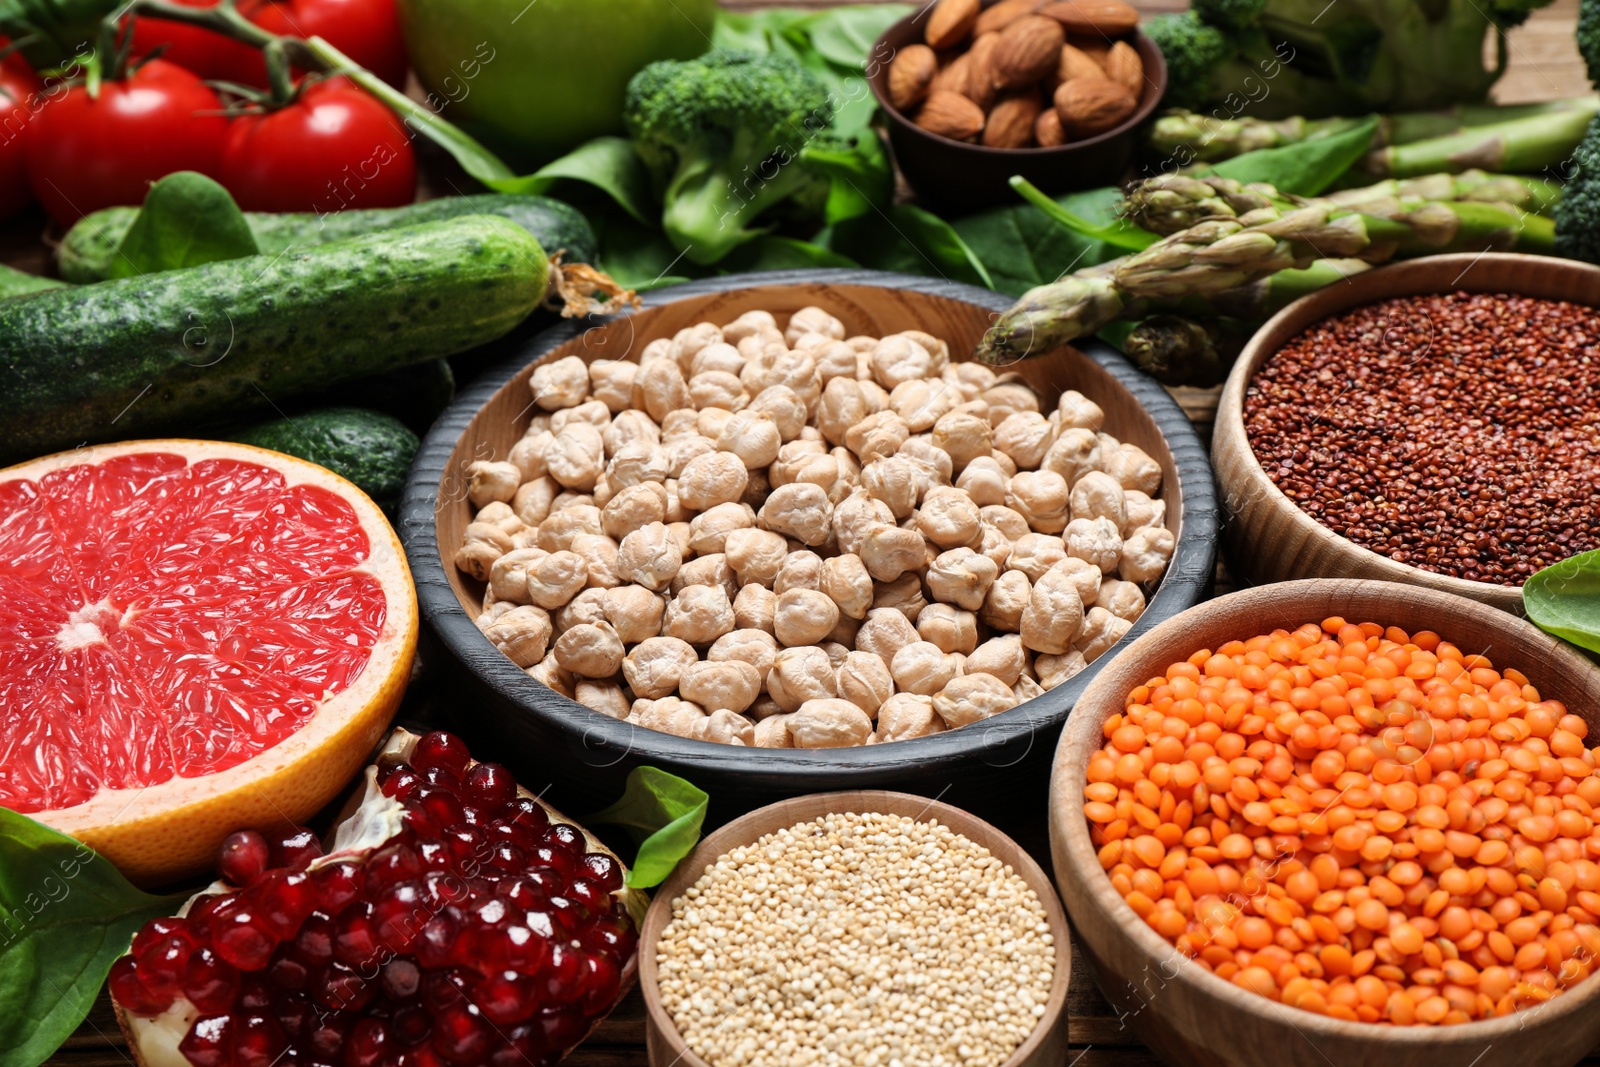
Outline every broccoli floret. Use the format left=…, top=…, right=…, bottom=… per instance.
left=1580, top=0, right=1600, bottom=87
left=1488, top=0, right=1557, bottom=27
left=624, top=51, right=836, bottom=266
left=1192, top=0, right=1268, bottom=31
left=1144, top=13, right=1237, bottom=110
left=1555, top=115, right=1600, bottom=264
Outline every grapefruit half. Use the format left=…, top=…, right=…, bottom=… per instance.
left=0, top=440, right=417, bottom=885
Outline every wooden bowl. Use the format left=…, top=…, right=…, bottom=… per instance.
left=868, top=3, right=1167, bottom=211
left=398, top=269, right=1217, bottom=819
left=1213, top=253, right=1600, bottom=615
left=639, top=790, right=1072, bottom=1067
left=1049, top=578, right=1600, bottom=1067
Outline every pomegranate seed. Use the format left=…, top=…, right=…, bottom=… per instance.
left=305, top=1014, right=350, bottom=1059
left=476, top=970, right=538, bottom=1025
left=255, top=870, right=318, bottom=939
left=185, top=892, right=236, bottom=939
left=502, top=797, right=550, bottom=835
left=374, top=882, right=427, bottom=953
left=344, top=1018, right=389, bottom=1067
left=270, top=828, right=324, bottom=870
left=135, top=935, right=192, bottom=1003
left=530, top=846, right=576, bottom=881
left=420, top=790, right=466, bottom=831
left=497, top=873, right=555, bottom=910
left=108, top=956, right=169, bottom=1015
left=266, top=953, right=310, bottom=992
left=578, top=853, right=623, bottom=892
left=183, top=948, right=242, bottom=1014
left=441, top=824, right=486, bottom=872
left=541, top=824, right=584, bottom=856
left=233, top=1012, right=287, bottom=1067
left=367, top=843, right=423, bottom=893
left=293, top=913, right=336, bottom=965
left=536, top=1006, right=586, bottom=1052
left=383, top=765, right=424, bottom=801
left=392, top=1003, right=433, bottom=1046
left=479, top=924, right=548, bottom=974
left=333, top=902, right=382, bottom=968
left=577, top=953, right=620, bottom=1016
left=312, top=961, right=375, bottom=1013
left=277, top=996, right=316, bottom=1040
left=540, top=943, right=582, bottom=1005
left=132, top=916, right=192, bottom=957
left=415, top=911, right=460, bottom=969
left=412, top=732, right=471, bottom=778
left=548, top=895, right=590, bottom=934
left=380, top=957, right=421, bottom=1000
left=567, top=878, right=608, bottom=913
left=421, top=969, right=470, bottom=1014
left=397, top=1044, right=447, bottom=1067
left=422, top=765, right=463, bottom=794
left=417, top=839, right=454, bottom=871
left=213, top=908, right=277, bottom=971
left=488, top=844, right=526, bottom=872
left=430, top=1001, right=491, bottom=1066
left=178, top=1014, right=234, bottom=1067
left=218, top=830, right=272, bottom=887
left=463, top=764, right=516, bottom=810
left=311, top=861, right=366, bottom=913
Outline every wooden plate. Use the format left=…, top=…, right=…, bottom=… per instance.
left=399, top=269, right=1217, bottom=819
left=640, top=790, right=1072, bottom=1067
left=1050, top=578, right=1600, bottom=1067
left=1213, top=253, right=1600, bottom=614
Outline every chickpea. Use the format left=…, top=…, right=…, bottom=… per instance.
left=604, top=409, right=660, bottom=457
left=695, top=709, right=755, bottom=746
left=758, top=483, right=833, bottom=546
left=870, top=572, right=926, bottom=625
left=979, top=504, right=1030, bottom=543
left=690, top=342, right=744, bottom=378
left=877, top=693, right=945, bottom=742
left=1056, top=389, right=1105, bottom=431
left=829, top=650, right=890, bottom=717
left=695, top=407, right=735, bottom=442
left=810, top=340, right=858, bottom=384
left=982, top=570, right=1032, bottom=632
left=687, top=371, right=748, bottom=413
left=732, top=583, right=777, bottom=634
left=722, top=310, right=777, bottom=344
left=662, top=584, right=736, bottom=645
left=816, top=377, right=870, bottom=446
left=932, top=410, right=992, bottom=470
left=915, top=488, right=982, bottom=548
left=889, top=378, right=958, bottom=433
left=480, top=605, right=553, bottom=667
left=601, top=584, right=666, bottom=645
left=616, top=522, right=682, bottom=592
left=553, top=621, right=625, bottom=678
left=660, top=409, right=701, bottom=440
left=944, top=360, right=996, bottom=397
left=678, top=451, right=750, bottom=511
left=741, top=349, right=817, bottom=402
left=529, top=355, right=589, bottom=410
left=709, top=628, right=779, bottom=687
left=976, top=523, right=1013, bottom=569
left=664, top=434, right=718, bottom=480
left=719, top=527, right=785, bottom=588
left=857, top=523, right=925, bottom=583
left=575, top=679, right=630, bottom=720
left=508, top=432, right=551, bottom=483
left=488, top=547, right=544, bottom=605
left=467, top=461, right=521, bottom=509
left=833, top=490, right=896, bottom=556
left=1008, top=533, right=1067, bottom=582
left=672, top=554, right=738, bottom=603
left=1070, top=470, right=1128, bottom=529
left=545, top=424, right=606, bottom=491
left=623, top=636, right=698, bottom=699
left=666, top=521, right=693, bottom=560
left=587, top=359, right=639, bottom=413
left=748, top=385, right=807, bottom=442
left=869, top=334, right=935, bottom=390
left=891, top=641, right=957, bottom=697
left=1049, top=555, right=1103, bottom=606
left=679, top=659, right=761, bottom=715
left=683, top=502, right=751, bottom=556
left=1007, top=471, right=1070, bottom=533
left=636, top=696, right=709, bottom=740
left=982, top=382, right=1040, bottom=428
left=843, top=410, right=911, bottom=464
left=1035, top=650, right=1087, bottom=690
left=925, top=547, right=999, bottom=611
left=897, top=436, right=953, bottom=491
left=1121, top=490, right=1166, bottom=537
left=767, top=646, right=838, bottom=711
left=855, top=607, right=919, bottom=670
left=1074, top=605, right=1132, bottom=663
left=1122, top=526, right=1176, bottom=584
left=786, top=454, right=845, bottom=503
left=773, top=550, right=824, bottom=594
left=1021, top=566, right=1086, bottom=655
left=602, top=482, right=668, bottom=541
left=769, top=439, right=826, bottom=488
left=933, top=673, right=1018, bottom=728
left=1104, top=442, right=1162, bottom=496
left=967, top=633, right=1026, bottom=686
left=820, top=553, right=874, bottom=620
left=512, top=476, right=559, bottom=528
left=528, top=653, right=575, bottom=699
left=668, top=322, right=724, bottom=371
left=664, top=480, right=690, bottom=523
left=860, top=456, right=921, bottom=520
left=551, top=401, right=611, bottom=435
left=917, top=603, right=978, bottom=654
left=549, top=490, right=594, bottom=513
left=1065, top=516, right=1124, bottom=575
left=786, top=306, right=846, bottom=344
left=519, top=549, right=586, bottom=611
left=606, top=443, right=671, bottom=491
left=570, top=533, right=623, bottom=589
left=1095, top=579, right=1147, bottom=623
left=638, top=357, right=693, bottom=423
left=774, top=589, right=841, bottom=647
left=789, top=698, right=872, bottom=748
left=752, top=714, right=794, bottom=748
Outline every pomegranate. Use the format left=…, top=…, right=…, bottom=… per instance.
left=109, top=730, right=645, bottom=1067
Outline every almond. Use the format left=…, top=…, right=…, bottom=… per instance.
left=930, top=52, right=974, bottom=96
left=963, top=32, right=1002, bottom=108
left=1058, top=42, right=1105, bottom=83
left=1035, top=108, right=1067, bottom=147
left=982, top=90, right=1043, bottom=149
left=990, top=15, right=1065, bottom=90
left=888, top=44, right=939, bottom=111
left=1040, top=0, right=1139, bottom=35
left=925, top=0, right=980, bottom=50
left=1053, top=76, right=1136, bottom=137
left=974, top=0, right=1046, bottom=36
left=1104, top=40, right=1144, bottom=98
left=1068, top=35, right=1111, bottom=65
left=916, top=90, right=987, bottom=141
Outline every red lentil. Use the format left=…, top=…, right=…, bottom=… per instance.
left=1084, top=618, right=1600, bottom=1025
left=1243, top=292, right=1600, bottom=585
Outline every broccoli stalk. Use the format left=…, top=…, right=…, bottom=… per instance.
left=624, top=51, right=838, bottom=266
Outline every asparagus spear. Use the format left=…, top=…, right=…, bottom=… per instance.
left=1124, top=316, right=1232, bottom=386
left=1364, top=105, right=1599, bottom=178
left=978, top=199, right=1553, bottom=366
left=1123, top=171, right=1564, bottom=235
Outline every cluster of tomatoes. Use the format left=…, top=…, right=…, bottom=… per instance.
left=1, top=0, right=415, bottom=226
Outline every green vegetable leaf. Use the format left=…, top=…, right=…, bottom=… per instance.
left=1009, top=177, right=1157, bottom=252
left=586, top=767, right=709, bottom=889
left=954, top=186, right=1130, bottom=296
left=0, top=811, right=187, bottom=1067
left=819, top=204, right=993, bottom=289
left=108, top=171, right=258, bottom=279
left=1525, top=550, right=1600, bottom=655
left=801, top=133, right=894, bottom=224
left=804, top=5, right=914, bottom=69
left=509, top=137, right=656, bottom=225
left=592, top=214, right=701, bottom=292
left=1209, top=115, right=1381, bottom=196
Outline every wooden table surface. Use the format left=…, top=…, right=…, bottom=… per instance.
left=39, top=2, right=1591, bottom=1066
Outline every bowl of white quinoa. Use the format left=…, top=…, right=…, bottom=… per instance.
left=639, top=790, right=1071, bottom=1067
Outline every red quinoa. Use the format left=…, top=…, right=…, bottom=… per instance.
left=1243, top=291, right=1600, bottom=586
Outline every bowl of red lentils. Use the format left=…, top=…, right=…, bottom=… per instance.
left=1212, top=252, right=1600, bottom=614
left=1049, top=577, right=1600, bottom=1067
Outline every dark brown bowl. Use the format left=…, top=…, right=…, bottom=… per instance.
left=868, top=2, right=1167, bottom=211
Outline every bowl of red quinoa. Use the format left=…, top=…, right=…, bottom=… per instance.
left=1212, top=253, right=1600, bottom=613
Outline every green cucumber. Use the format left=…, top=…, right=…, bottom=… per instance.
left=231, top=407, right=420, bottom=513
left=298, top=358, right=456, bottom=436
left=0, top=263, right=65, bottom=298
left=59, top=194, right=595, bottom=284
left=0, top=215, right=546, bottom=464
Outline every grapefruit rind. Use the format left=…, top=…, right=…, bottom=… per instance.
left=0, top=440, right=418, bottom=886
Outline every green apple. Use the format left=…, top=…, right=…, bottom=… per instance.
left=397, top=0, right=715, bottom=167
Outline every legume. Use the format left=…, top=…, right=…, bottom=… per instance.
left=1084, top=617, right=1600, bottom=1024
left=656, top=811, right=1056, bottom=1066
left=1244, top=292, right=1600, bottom=585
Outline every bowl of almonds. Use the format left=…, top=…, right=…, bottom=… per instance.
left=869, top=0, right=1167, bottom=209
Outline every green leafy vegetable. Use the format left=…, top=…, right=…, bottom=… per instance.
left=0, top=811, right=187, bottom=1067
left=1008, top=177, right=1157, bottom=252
left=509, top=137, right=656, bottom=225
left=1208, top=115, right=1381, bottom=195
left=586, top=767, right=709, bottom=889
left=1525, top=550, right=1600, bottom=654
left=819, top=204, right=994, bottom=289
left=804, top=6, right=911, bottom=69
left=953, top=186, right=1129, bottom=296
left=108, top=171, right=258, bottom=279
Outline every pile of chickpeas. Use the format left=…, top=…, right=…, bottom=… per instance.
left=456, top=305, right=1175, bottom=748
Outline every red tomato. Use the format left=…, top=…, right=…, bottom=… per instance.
left=23, top=59, right=229, bottom=225
left=0, top=46, right=41, bottom=220
left=241, top=0, right=408, bottom=88
left=127, top=0, right=260, bottom=81
left=218, top=77, right=416, bottom=214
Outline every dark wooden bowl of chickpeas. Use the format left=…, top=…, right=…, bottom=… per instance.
left=400, top=270, right=1218, bottom=819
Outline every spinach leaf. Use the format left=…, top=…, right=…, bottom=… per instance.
left=108, top=171, right=258, bottom=279
left=511, top=137, right=656, bottom=225
left=1525, top=550, right=1600, bottom=655
left=819, top=204, right=993, bottom=289
left=954, top=186, right=1130, bottom=296
left=592, top=214, right=701, bottom=292
left=1009, top=177, right=1156, bottom=252
left=801, top=133, right=894, bottom=224
left=586, top=767, right=709, bottom=889
left=0, top=811, right=187, bottom=1067
left=710, top=9, right=805, bottom=52
left=805, top=5, right=913, bottom=69
left=1210, top=115, right=1380, bottom=196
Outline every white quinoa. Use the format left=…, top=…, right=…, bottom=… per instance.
left=655, top=811, right=1056, bottom=1067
